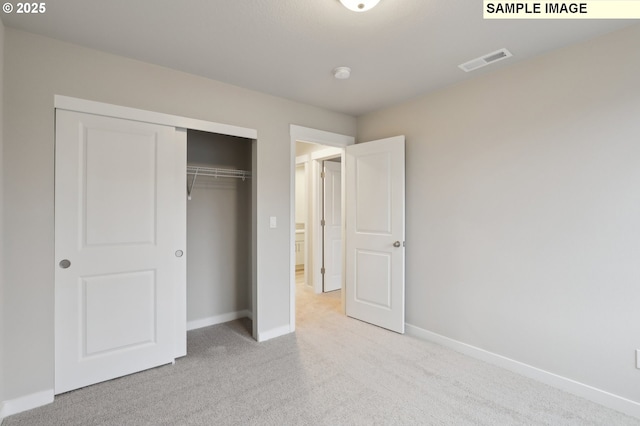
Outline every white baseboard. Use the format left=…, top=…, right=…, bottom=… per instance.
left=0, top=389, right=54, bottom=420
left=257, top=324, right=292, bottom=342
left=405, top=323, right=640, bottom=420
left=187, top=310, right=252, bottom=331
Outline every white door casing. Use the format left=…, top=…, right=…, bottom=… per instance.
left=345, top=136, right=405, bottom=333
left=54, top=110, right=186, bottom=394
left=323, top=160, right=342, bottom=292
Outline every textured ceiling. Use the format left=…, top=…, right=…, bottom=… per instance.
left=2, top=1, right=635, bottom=116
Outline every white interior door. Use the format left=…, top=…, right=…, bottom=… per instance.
left=345, top=136, right=405, bottom=333
left=55, top=110, right=186, bottom=394
left=323, top=160, right=342, bottom=292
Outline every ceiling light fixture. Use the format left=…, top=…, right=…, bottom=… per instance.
left=339, top=0, right=380, bottom=12
left=333, top=67, right=351, bottom=79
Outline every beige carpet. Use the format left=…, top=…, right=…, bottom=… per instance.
left=4, top=273, right=639, bottom=425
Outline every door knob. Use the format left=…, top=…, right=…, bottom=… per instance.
left=59, top=259, right=71, bottom=269
left=393, top=241, right=401, bottom=248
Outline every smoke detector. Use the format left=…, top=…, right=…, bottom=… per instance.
left=333, top=67, right=351, bottom=79
left=459, top=48, right=513, bottom=72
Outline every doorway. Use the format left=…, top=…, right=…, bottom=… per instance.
left=289, top=125, right=354, bottom=331
left=289, top=125, right=406, bottom=336
left=185, top=130, right=253, bottom=333
left=294, top=142, right=342, bottom=294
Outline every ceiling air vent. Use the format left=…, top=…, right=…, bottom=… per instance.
left=458, top=48, right=512, bottom=72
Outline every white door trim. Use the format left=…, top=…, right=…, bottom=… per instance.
left=290, top=124, right=353, bottom=147
left=54, top=96, right=259, bottom=340
left=290, top=125, right=354, bottom=332
left=55, top=95, right=257, bottom=140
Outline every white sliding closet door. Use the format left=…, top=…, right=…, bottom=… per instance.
left=54, top=110, right=186, bottom=394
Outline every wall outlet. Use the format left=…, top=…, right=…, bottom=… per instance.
left=637, top=350, right=640, bottom=369
left=269, top=216, right=277, bottom=229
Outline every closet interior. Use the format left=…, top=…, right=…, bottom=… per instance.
left=186, top=129, right=253, bottom=330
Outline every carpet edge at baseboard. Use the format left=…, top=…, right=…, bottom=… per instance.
left=187, top=310, right=252, bottom=331
left=405, top=323, right=640, bottom=420
left=0, top=389, right=54, bottom=420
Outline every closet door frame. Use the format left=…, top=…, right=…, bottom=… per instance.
left=54, top=95, right=258, bottom=341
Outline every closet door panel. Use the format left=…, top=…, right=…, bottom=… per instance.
left=83, top=128, right=157, bottom=245
left=55, top=109, right=186, bottom=394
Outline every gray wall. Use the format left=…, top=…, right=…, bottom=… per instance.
left=358, top=24, right=640, bottom=403
left=0, top=16, right=5, bottom=407
left=186, top=130, right=252, bottom=323
left=1, top=28, right=356, bottom=401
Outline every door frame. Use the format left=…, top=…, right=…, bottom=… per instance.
left=289, top=125, right=354, bottom=331
left=54, top=95, right=260, bottom=340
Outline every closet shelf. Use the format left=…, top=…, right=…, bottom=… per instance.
left=187, top=166, right=252, bottom=200
left=187, top=166, right=251, bottom=180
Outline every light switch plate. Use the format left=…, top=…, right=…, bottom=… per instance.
left=637, top=350, right=640, bottom=369
left=269, top=216, right=277, bottom=229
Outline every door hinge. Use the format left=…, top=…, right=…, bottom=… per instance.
left=321, top=267, right=326, bottom=275
left=320, top=171, right=325, bottom=179
left=321, top=219, right=325, bottom=226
